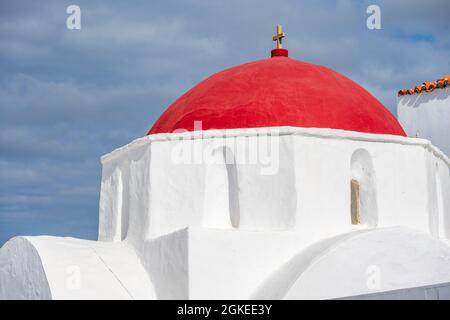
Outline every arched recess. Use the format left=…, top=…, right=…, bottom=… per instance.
left=350, top=149, right=378, bottom=227
left=203, top=146, right=240, bottom=229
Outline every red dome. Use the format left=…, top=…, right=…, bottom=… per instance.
left=148, top=54, right=406, bottom=136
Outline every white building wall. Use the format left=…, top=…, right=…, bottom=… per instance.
left=398, top=87, right=450, bottom=157
left=148, top=139, right=206, bottom=239
left=235, top=135, right=296, bottom=231
left=440, top=159, right=450, bottom=238
left=293, top=136, right=350, bottom=241
left=98, top=161, right=123, bottom=242
left=371, top=142, right=429, bottom=231
left=426, top=150, right=450, bottom=239
left=99, top=127, right=450, bottom=246
left=3, top=126, right=450, bottom=300
left=292, top=135, right=434, bottom=240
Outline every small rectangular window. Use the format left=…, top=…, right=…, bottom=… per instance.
left=351, top=179, right=361, bottom=225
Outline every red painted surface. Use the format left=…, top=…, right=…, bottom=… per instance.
left=271, top=48, right=289, bottom=57
left=148, top=55, right=406, bottom=136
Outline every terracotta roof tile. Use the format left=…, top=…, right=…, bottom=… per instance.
left=398, top=75, right=450, bottom=96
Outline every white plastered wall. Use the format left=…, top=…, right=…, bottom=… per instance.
left=0, top=236, right=156, bottom=299
left=398, top=87, right=450, bottom=156
left=2, top=126, right=450, bottom=300
left=99, top=127, right=450, bottom=246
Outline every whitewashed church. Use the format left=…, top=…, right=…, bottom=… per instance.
left=1, top=27, right=449, bottom=300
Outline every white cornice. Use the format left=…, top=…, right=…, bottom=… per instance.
left=101, top=126, right=449, bottom=166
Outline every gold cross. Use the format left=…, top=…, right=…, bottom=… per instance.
left=272, top=24, right=286, bottom=49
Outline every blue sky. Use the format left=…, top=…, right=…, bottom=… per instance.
left=0, top=0, right=449, bottom=245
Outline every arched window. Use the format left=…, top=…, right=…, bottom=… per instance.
left=203, top=147, right=240, bottom=229
left=350, top=149, right=378, bottom=227
left=350, top=179, right=361, bottom=225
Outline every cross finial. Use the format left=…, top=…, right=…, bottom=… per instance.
left=272, top=24, right=286, bottom=49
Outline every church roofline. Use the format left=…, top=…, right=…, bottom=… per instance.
left=398, top=75, right=450, bottom=96
left=100, top=126, right=450, bottom=166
